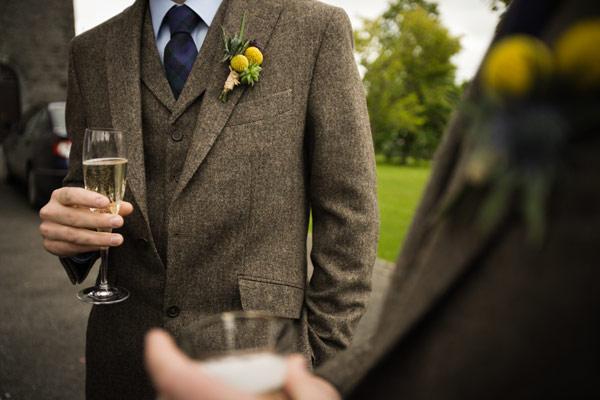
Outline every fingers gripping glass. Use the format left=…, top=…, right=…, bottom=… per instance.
left=77, top=128, right=129, bottom=305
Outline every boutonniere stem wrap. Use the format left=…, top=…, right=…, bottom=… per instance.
left=219, top=13, right=264, bottom=102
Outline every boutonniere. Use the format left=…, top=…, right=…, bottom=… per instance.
left=445, top=19, right=600, bottom=245
left=219, top=13, right=264, bottom=102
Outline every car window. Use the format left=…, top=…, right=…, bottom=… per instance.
left=48, top=102, right=66, bottom=137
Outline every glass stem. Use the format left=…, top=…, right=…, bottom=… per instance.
left=97, top=227, right=112, bottom=291
left=99, top=247, right=109, bottom=290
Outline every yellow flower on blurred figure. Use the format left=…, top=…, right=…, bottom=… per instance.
left=230, top=54, right=249, bottom=73
left=555, top=19, right=600, bottom=90
left=482, top=35, right=553, bottom=98
left=244, top=46, right=264, bottom=66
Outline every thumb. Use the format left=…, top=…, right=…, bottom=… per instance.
left=283, top=356, right=311, bottom=398
left=145, top=329, right=256, bottom=400
left=283, top=356, right=341, bottom=400
left=145, top=329, right=193, bottom=396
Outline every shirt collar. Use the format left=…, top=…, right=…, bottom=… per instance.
left=149, top=0, right=223, bottom=37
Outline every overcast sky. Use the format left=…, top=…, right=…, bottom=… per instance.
left=73, top=0, right=503, bottom=82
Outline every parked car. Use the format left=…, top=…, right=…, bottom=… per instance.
left=3, top=102, right=70, bottom=208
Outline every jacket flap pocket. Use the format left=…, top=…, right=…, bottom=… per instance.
left=226, top=89, right=293, bottom=127
left=238, top=275, right=304, bottom=319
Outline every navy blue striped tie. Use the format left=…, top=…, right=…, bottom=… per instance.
left=164, top=5, right=201, bottom=99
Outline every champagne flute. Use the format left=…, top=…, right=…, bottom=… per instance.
left=77, top=128, right=129, bottom=305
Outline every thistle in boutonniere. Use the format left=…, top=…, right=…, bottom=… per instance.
left=447, top=19, right=600, bottom=245
left=219, top=13, right=264, bottom=102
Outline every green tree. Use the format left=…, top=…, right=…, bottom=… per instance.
left=356, top=0, right=462, bottom=164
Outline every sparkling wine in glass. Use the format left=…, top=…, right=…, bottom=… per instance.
left=77, top=128, right=130, bottom=305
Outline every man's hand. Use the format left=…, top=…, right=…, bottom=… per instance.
left=145, top=329, right=341, bottom=400
left=39, top=187, right=134, bottom=257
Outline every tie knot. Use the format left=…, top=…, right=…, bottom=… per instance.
left=165, top=5, right=201, bottom=35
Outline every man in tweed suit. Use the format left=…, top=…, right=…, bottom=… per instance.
left=144, top=0, right=600, bottom=398
left=38, top=0, right=379, bottom=398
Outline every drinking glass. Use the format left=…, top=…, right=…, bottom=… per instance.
left=77, top=128, right=129, bottom=304
left=178, top=311, right=296, bottom=394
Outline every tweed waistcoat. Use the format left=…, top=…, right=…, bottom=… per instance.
left=141, top=10, right=201, bottom=264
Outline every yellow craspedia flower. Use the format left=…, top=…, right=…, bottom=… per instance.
left=244, top=46, right=264, bottom=66
left=555, top=19, right=600, bottom=89
left=482, top=35, right=553, bottom=98
left=230, top=54, right=249, bottom=73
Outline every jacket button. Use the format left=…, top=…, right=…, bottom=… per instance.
left=137, top=237, right=149, bottom=246
left=171, top=131, right=183, bottom=142
left=166, top=306, right=180, bottom=318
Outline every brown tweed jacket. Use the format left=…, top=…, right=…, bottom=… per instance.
left=59, top=0, right=378, bottom=398
left=318, top=0, right=600, bottom=398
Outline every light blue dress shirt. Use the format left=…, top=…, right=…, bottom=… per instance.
left=149, top=0, right=223, bottom=64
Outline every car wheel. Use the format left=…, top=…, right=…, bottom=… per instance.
left=27, top=169, right=43, bottom=209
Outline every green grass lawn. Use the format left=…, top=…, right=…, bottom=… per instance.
left=376, top=163, right=431, bottom=262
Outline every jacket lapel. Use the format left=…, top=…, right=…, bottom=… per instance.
left=373, top=202, right=506, bottom=359
left=170, top=0, right=283, bottom=204
left=106, top=0, right=151, bottom=228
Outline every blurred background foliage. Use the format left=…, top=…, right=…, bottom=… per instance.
left=355, top=0, right=463, bottom=164
left=355, top=0, right=508, bottom=260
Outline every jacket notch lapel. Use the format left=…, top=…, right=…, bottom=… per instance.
left=376, top=208, right=504, bottom=357
left=371, top=103, right=509, bottom=359
left=170, top=0, right=284, bottom=203
left=106, top=0, right=152, bottom=229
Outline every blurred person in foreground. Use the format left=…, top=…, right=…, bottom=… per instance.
left=38, top=0, right=379, bottom=397
left=145, top=0, right=600, bottom=398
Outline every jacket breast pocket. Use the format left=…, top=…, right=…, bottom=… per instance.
left=225, top=89, right=293, bottom=128
left=238, top=275, right=305, bottom=319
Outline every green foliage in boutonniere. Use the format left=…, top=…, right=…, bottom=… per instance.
left=219, top=13, right=264, bottom=102
left=446, top=19, right=600, bottom=244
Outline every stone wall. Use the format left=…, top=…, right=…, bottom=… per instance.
left=0, top=0, right=74, bottom=117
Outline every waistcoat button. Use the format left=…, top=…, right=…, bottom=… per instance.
left=171, top=130, right=183, bottom=142
left=166, top=306, right=180, bottom=318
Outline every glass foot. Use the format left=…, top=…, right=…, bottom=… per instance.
left=77, top=286, right=130, bottom=305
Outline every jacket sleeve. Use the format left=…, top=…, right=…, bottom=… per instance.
left=58, top=39, right=98, bottom=285
left=305, top=7, right=380, bottom=366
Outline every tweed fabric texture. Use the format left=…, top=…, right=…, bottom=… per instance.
left=60, top=0, right=379, bottom=398
left=317, top=0, right=600, bottom=397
